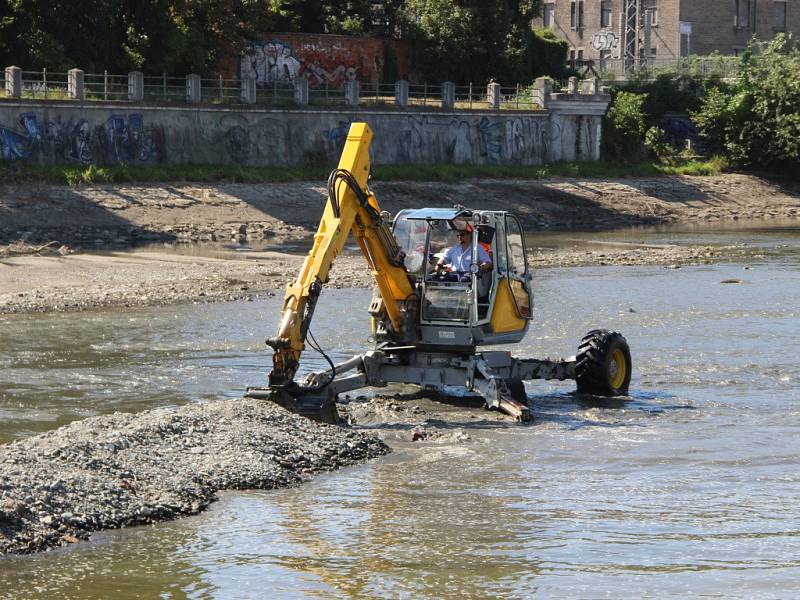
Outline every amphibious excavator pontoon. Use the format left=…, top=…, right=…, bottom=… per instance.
left=246, top=123, right=632, bottom=423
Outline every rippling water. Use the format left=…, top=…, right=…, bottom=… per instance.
left=1, top=229, right=800, bottom=598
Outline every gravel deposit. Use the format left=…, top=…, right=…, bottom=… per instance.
left=0, top=398, right=389, bottom=555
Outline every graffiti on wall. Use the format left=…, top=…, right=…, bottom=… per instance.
left=0, top=113, right=164, bottom=165
left=591, top=30, right=619, bottom=53
left=318, top=116, right=553, bottom=166
left=241, top=39, right=359, bottom=87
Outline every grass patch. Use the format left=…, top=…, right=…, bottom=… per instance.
left=0, top=157, right=729, bottom=187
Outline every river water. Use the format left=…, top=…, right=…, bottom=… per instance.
left=1, top=228, right=800, bottom=598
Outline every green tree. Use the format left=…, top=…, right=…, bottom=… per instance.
left=404, top=0, right=479, bottom=83
left=530, top=27, right=568, bottom=80
left=403, top=0, right=545, bottom=84
left=692, top=34, right=800, bottom=168
left=602, top=91, right=647, bottom=162
left=0, top=0, right=281, bottom=73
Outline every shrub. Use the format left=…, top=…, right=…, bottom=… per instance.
left=691, top=34, right=800, bottom=169
left=644, top=126, right=676, bottom=162
left=602, top=91, right=647, bottom=162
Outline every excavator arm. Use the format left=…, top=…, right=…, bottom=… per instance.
left=266, top=122, right=415, bottom=390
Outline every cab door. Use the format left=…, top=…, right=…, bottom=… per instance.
left=489, top=215, right=532, bottom=334
left=504, top=215, right=532, bottom=318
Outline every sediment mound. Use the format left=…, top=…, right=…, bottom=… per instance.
left=0, top=398, right=389, bottom=555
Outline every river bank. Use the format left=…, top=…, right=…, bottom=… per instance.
left=1, top=173, right=798, bottom=315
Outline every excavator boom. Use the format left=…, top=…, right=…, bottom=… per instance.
left=265, top=122, right=414, bottom=389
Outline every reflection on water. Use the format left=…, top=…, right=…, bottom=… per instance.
left=1, top=231, right=800, bottom=597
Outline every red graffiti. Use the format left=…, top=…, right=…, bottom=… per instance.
left=237, top=33, right=411, bottom=88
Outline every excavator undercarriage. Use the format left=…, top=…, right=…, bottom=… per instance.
left=248, top=348, right=575, bottom=423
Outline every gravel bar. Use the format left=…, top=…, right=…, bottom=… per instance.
left=0, top=398, right=390, bottom=555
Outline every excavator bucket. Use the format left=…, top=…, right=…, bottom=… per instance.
left=246, top=387, right=340, bottom=425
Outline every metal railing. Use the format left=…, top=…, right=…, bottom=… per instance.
left=143, top=74, right=187, bottom=103
left=596, top=57, right=741, bottom=81
left=306, top=83, right=346, bottom=107
left=454, top=84, right=492, bottom=110
left=20, top=69, right=69, bottom=99
left=84, top=71, right=128, bottom=101
left=408, top=83, right=442, bottom=108
left=200, top=75, right=242, bottom=104
left=359, top=82, right=398, bottom=107
left=499, top=84, right=542, bottom=110
left=2, top=67, right=598, bottom=111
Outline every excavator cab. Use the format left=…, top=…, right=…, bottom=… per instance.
left=392, top=208, right=533, bottom=349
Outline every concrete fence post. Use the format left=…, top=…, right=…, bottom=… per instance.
left=68, top=69, right=84, bottom=100
left=394, top=80, right=409, bottom=107
left=487, top=82, right=501, bottom=109
left=344, top=80, right=359, bottom=107
left=241, top=77, right=257, bottom=104
left=579, top=77, right=600, bottom=95
left=128, top=71, right=144, bottom=101
left=186, top=74, right=201, bottom=103
left=5, top=66, right=21, bottom=98
left=294, top=77, right=309, bottom=105
left=533, top=77, right=552, bottom=109
left=567, top=76, right=578, bottom=95
left=442, top=81, right=455, bottom=110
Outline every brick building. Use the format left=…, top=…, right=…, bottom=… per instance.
left=533, top=1, right=798, bottom=73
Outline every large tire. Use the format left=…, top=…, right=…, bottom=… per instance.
left=575, top=329, right=632, bottom=396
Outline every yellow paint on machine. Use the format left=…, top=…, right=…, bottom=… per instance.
left=490, top=278, right=528, bottom=333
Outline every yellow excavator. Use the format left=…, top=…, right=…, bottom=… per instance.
left=246, top=122, right=632, bottom=423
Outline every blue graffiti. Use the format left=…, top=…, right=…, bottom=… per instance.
left=476, top=117, right=502, bottom=163
left=106, top=114, right=155, bottom=162
left=322, top=121, right=352, bottom=144
left=18, top=112, right=43, bottom=141
left=0, top=112, right=162, bottom=165
left=0, top=126, right=31, bottom=160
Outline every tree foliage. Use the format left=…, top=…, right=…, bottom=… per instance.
left=602, top=91, right=647, bottom=163
left=0, top=0, right=563, bottom=83
left=403, top=0, right=556, bottom=84
left=692, top=34, right=800, bottom=169
left=0, top=0, right=281, bottom=72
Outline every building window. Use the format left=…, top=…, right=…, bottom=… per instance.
left=570, top=1, right=584, bottom=29
left=774, top=1, right=787, bottom=31
left=643, top=0, right=658, bottom=27
left=599, top=49, right=611, bottom=70
left=735, top=0, right=750, bottom=29
left=544, top=3, right=555, bottom=27
left=601, top=1, right=612, bottom=28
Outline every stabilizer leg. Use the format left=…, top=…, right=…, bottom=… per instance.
left=471, top=358, right=531, bottom=422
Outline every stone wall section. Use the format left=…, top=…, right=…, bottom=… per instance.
left=0, top=89, right=610, bottom=167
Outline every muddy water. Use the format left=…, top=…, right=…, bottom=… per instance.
left=2, top=230, right=800, bottom=598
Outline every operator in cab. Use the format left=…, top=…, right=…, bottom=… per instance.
left=434, top=228, right=492, bottom=280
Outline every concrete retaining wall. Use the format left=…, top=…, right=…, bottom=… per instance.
left=0, top=97, right=609, bottom=167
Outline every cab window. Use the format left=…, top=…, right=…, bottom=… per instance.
left=505, top=216, right=527, bottom=276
